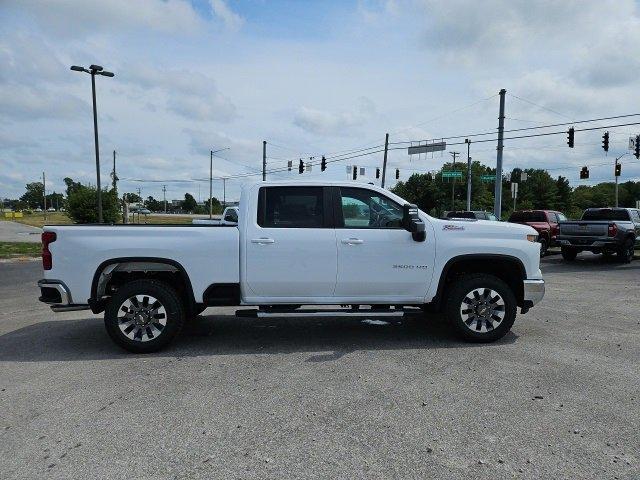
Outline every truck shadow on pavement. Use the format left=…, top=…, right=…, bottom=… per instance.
left=0, top=314, right=518, bottom=362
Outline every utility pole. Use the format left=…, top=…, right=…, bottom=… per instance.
left=381, top=133, right=389, bottom=188
left=112, top=150, right=117, bottom=191
left=162, top=185, right=167, bottom=213
left=222, top=178, right=227, bottom=208
left=209, top=150, right=213, bottom=219
left=494, top=88, right=507, bottom=219
left=465, top=139, right=472, bottom=211
left=449, top=151, right=460, bottom=210
left=262, top=141, right=267, bottom=181
left=42, top=172, right=47, bottom=221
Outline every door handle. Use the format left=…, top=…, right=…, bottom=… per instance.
left=341, top=238, right=364, bottom=245
left=251, top=238, right=275, bottom=244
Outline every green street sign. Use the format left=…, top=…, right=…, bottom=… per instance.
left=480, top=175, right=495, bottom=182
left=442, top=171, right=463, bottom=179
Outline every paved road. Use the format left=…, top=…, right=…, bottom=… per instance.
left=0, top=221, right=42, bottom=243
left=0, top=256, right=638, bottom=479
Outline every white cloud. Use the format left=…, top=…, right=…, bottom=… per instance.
left=124, top=66, right=236, bottom=123
left=209, top=0, right=244, bottom=31
left=3, top=0, right=205, bottom=38
left=293, top=97, right=376, bottom=136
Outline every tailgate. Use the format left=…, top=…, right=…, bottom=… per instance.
left=560, top=222, right=608, bottom=236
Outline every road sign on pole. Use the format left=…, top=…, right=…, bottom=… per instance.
left=480, top=175, right=494, bottom=182
left=408, top=142, right=446, bottom=155
left=442, top=171, right=462, bottom=179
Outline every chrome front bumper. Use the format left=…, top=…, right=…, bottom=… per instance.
left=523, top=279, right=545, bottom=307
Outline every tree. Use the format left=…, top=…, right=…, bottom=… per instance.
left=182, top=193, right=197, bottom=213
left=67, top=184, right=119, bottom=223
left=123, top=192, right=142, bottom=204
left=202, top=197, right=222, bottom=215
left=46, top=192, right=65, bottom=210
left=20, top=182, right=44, bottom=209
left=144, top=196, right=164, bottom=212
left=64, top=177, right=82, bottom=196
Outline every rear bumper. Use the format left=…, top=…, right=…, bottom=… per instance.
left=557, top=237, right=619, bottom=249
left=38, top=279, right=90, bottom=312
left=523, top=279, right=545, bottom=307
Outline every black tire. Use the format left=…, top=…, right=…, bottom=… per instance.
left=445, top=274, right=517, bottom=343
left=617, top=237, right=635, bottom=264
left=539, top=237, right=548, bottom=257
left=104, top=279, right=185, bottom=353
left=561, top=247, right=578, bottom=261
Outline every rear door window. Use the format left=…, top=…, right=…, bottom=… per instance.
left=257, top=187, right=326, bottom=228
left=582, top=209, right=630, bottom=221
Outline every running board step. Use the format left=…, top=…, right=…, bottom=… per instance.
left=235, top=308, right=420, bottom=318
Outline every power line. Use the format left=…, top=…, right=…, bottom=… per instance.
left=389, top=113, right=640, bottom=146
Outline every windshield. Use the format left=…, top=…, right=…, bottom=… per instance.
left=508, top=211, right=546, bottom=222
left=582, top=209, right=630, bottom=221
left=446, top=211, right=476, bottom=219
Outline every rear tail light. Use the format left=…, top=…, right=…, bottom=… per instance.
left=608, top=223, right=617, bottom=237
left=42, top=231, right=56, bottom=270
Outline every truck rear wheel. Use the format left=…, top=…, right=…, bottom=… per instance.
left=561, top=247, right=578, bottom=261
left=617, top=238, right=635, bottom=264
left=104, top=279, right=185, bottom=353
left=445, top=274, right=517, bottom=343
left=539, top=237, right=548, bottom=257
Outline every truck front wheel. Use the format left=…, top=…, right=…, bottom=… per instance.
left=104, top=279, right=185, bottom=353
left=445, top=274, right=517, bottom=343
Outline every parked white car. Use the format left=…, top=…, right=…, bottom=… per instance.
left=38, top=181, right=544, bottom=353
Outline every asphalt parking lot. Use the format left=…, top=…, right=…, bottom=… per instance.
left=0, top=254, right=638, bottom=479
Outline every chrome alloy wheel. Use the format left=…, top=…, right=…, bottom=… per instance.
left=117, top=295, right=167, bottom=342
left=459, top=288, right=506, bottom=333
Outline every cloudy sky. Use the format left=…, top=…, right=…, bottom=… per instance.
left=1, top=0, right=639, bottom=202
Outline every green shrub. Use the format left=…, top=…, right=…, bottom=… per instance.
left=66, top=185, right=119, bottom=223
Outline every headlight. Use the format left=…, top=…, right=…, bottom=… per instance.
left=526, top=234, right=538, bottom=242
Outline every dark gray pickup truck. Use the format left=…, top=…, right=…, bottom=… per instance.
left=558, top=208, right=640, bottom=262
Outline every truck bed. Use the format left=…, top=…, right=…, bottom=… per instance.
left=42, top=224, right=240, bottom=305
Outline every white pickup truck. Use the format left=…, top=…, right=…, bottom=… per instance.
left=38, top=181, right=544, bottom=353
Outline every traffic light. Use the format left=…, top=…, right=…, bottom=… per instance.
left=615, top=162, right=621, bottom=177
left=321, top=156, right=327, bottom=171
left=287, top=160, right=292, bottom=172
left=635, top=135, right=640, bottom=159
left=567, top=127, right=574, bottom=148
left=580, top=166, right=589, bottom=179
left=602, top=131, right=609, bottom=152
left=298, top=159, right=304, bottom=174
left=352, top=165, right=357, bottom=180
left=376, top=168, right=380, bottom=179
left=395, top=168, right=400, bottom=179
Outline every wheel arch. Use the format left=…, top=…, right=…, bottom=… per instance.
left=431, top=254, right=527, bottom=310
left=89, top=257, right=196, bottom=314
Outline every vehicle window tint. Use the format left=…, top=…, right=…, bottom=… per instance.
left=258, top=187, right=324, bottom=228
left=508, top=211, right=546, bottom=222
left=582, top=209, right=630, bottom=221
left=339, top=188, right=403, bottom=228
left=487, top=214, right=498, bottom=221
left=446, top=211, right=475, bottom=219
left=556, top=213, right=567, bottom=222
left=630, top=210, right=640, bottom=223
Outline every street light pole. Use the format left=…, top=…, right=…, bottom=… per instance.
left=70, top=64, right=114, bottom=223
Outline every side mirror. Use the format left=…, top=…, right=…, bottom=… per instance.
left=402, top=204, right=426, bottom=242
